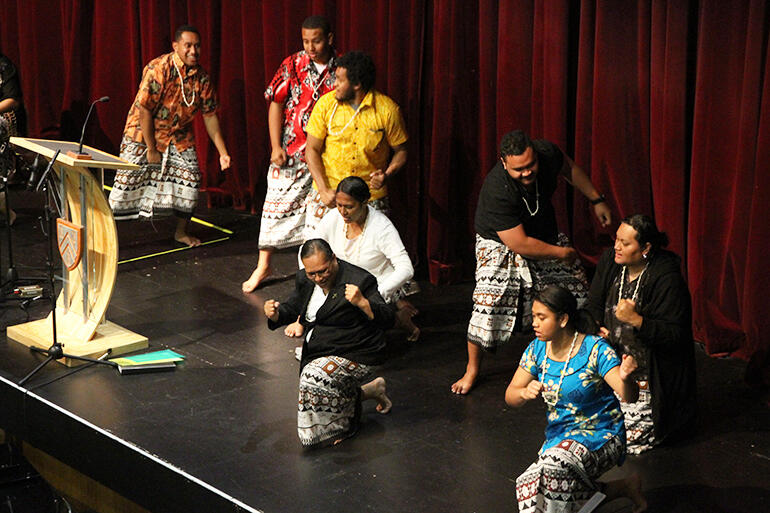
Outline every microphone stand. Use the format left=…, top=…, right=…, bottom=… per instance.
left=0, top=174, right=20, bottom=291
left=66, top=96, right=110, bottom=160
left=18, top=151, right=117, bottom=386
left=1, top=160, right=46, bottom=303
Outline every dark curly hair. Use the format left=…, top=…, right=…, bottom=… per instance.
left=337, top=51, right=376, bottom=92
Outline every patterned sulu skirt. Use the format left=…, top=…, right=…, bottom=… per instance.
left=297, top=355, right=373, bottom=447
left=467, top=233, right=589, bottom=351
left=109, top=135, right=200, bottom=220
left=516, top=436, right=624, bottom=513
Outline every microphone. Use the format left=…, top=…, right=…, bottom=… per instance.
left=25, top=154, right=44, bottom=190
left=76, top=96, right=110, bottom=156
left=36, top=149, right=61, bottom=193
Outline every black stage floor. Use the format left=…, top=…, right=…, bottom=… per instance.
left=1, top=196, right=769, bottom=512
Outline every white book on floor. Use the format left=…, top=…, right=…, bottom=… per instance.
left=578, top=491, right=607, bottom=513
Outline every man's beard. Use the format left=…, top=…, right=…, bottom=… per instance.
left=337, top=88, right=355, bottom=102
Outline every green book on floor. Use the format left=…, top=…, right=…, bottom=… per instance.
left=110, top=349, right=185, bottom=366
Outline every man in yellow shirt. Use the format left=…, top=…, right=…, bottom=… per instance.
left=305, top=51, right=407, bottom=233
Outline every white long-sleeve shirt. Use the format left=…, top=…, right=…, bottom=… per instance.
left=307, top=206, right=413, bottom=302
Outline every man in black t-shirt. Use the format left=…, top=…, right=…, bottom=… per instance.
left=451, top=130, right=612, bottom=394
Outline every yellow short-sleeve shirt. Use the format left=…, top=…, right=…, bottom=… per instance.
left=306, top=89, right=408, bottom=201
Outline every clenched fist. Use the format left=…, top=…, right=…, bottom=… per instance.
left=264, top=299, right=280, bottom=322
left=559, top=247, right=578, bottom=266
left=619, top=354, right=638, bottom=381
left=615, top=298, right=641, bottom=326
left=369, top=169, right=386, bottom=190
left=521, top=380, right=544, bottom=401
left=344, top=284, right=365, bottom=308
left=320, top=189, right=337, bottom=208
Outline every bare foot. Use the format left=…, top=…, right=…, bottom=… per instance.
left=242, top=266, right=272, bottom=293
left=396, top=301, right=420, bottom=341
left=396, top=299, right=419, bottom=317
left=451, top=371, right=477, bottom=394
left=371, top=377, right=392, bottom=414
left=284, top=320, right=304, bottom=338
left=175, top=232, right=201, bottom=247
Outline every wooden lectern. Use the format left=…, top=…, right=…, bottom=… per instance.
left=7, top=137, right=148, bottom=365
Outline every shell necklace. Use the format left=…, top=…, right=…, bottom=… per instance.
left=541, top=330, right=578, bottom=407
left=327, top=95, right=365, bottom=136
left=618, top=263, right=649, bottom=303
left=173, top=58, right=195, bottom=108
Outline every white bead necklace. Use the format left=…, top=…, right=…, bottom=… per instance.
left=618, top=263, right=649, bottom=303
left=521, top=180, right=540, bottom=216
left=327, top=100, right=363, bottom=137
left=541, top=330, right=579, bottom=407
left=173, top=58, right=195, bottom=108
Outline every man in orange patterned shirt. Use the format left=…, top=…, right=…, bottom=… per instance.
left=109, top=24, right=231, bottom=246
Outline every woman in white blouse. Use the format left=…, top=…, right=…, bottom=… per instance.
left=289, top=176, right=419, bottom=341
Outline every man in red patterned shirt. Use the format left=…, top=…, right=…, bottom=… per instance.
left=242, top=16, right=337, bottom=292
left=110, top=25, right=231, bottom=247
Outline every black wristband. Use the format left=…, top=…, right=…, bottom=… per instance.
left=590, top=194, right=606, bottom=205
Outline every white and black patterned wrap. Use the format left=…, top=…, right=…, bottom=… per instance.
left=516, top=436, right=624, bottom=513
left=296, top=355, right=373, bottom=447
left=109, top=135, right=200, bottom=219
left=467, top=233, right=589, bottom=351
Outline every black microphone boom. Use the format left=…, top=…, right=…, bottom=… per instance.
left=35, top=149, right=61, bottom=193
left=77, top=96, right=110, bottom=155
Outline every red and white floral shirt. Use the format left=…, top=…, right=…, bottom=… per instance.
left=264, top=50, right=336, bottom=162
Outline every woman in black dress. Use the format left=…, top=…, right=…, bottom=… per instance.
left=587, top=214, right=696, bottom=454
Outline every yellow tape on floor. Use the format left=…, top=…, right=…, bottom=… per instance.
left=102, top=184, right=234, bottom=235
left=117, top=237, right=231, bottom=264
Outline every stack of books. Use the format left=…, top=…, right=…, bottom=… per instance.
left=109, top=349, right=185, bottom=374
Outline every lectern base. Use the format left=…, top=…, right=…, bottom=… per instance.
left=7, top=319, right=148, bottom=367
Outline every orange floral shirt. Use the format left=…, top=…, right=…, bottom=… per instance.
left=123, top=52, right=218, bottom=152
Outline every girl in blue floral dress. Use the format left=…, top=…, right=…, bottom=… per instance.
left=506, top=285, right=647, bottom=513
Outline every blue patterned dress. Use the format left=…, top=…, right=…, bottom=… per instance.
left=515, top=334, right=626, bottom=513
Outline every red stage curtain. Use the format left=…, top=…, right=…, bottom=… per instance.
left=1, top=0, right=769, bottom=380
left=687, top=0, right=770, bottom=375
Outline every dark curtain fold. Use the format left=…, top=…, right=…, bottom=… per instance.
left=688, top=0, right=770, bottom=364
left=574, top=0, right=654, bottom=263
left=1, top=0, right=769, bottom=379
